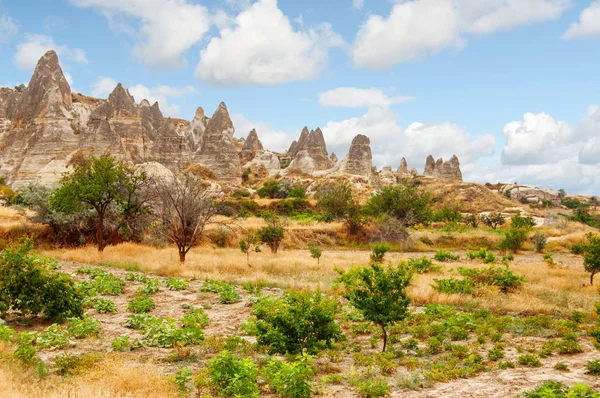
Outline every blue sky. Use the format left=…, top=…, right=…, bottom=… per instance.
left=1, top=0, right=599, bottom=194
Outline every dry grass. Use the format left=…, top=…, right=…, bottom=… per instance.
left=42, top=242, right=598, bottom=316
left=0, top=343, right=179, bottom=398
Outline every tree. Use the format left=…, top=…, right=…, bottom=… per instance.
left=499, top=228, right=528, bottom=253
left=366, top=183, right=432, bottom=226
left=50, top=155, right=150, bottom=252
left=153, top=174, right=219, bottom=263
left=482, top=212, right=505, bottom=229
left=307, top=241, right=322, bottom=264
left=14, top=83, right=26, bottom=92
left=258, top=215, right=285, bottom=254
left=583, top=233, right=600, bottom=285
left=316, top=183, right=364, bottom=234
left=239, top=229, right=261, bottom=266
left=336, top=262, right=412, bottom=352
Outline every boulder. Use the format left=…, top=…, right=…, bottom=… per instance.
left=501, top=185, right=561, bottom=206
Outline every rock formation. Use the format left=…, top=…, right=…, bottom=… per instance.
left=330, top=152, right=338, bottom=164
left=500, top=185, right=561, bottom=206
left=240, top=129, right=263, bottom=162
left=423, top=154, right=463, bottom=181
left=286, top=127, right=334, bottom=174
left=338, top=134, right=373, bottom=177
left=398, top=157, right=409, bottom=174
left=243, top=150, right=281, bottom=176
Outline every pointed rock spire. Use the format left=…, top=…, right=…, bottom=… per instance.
left=241, top=128, right=264, bottom=161
left=339, top=134, right=372, bottom=177
left=398, top=157, right=408, bottom=174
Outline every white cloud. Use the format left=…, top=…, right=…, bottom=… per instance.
left=231, top=113, right=291, bottom=152
left=14, top=34, right=88, bottom=71
left=321, top=106, right=496, bottom=171
left=0, top=15, right=18, bottom=43
left=319, top=87, right=413, bottom=108
left=196, top=0, right=344, bottom=85
left=128, top=84, right=195, bottom=118
left=90, top=77, right=194, bottom=118
left=69, top=0, right=210, bottom=70
left=562, top=0, right=600, bottom=39
left=470, top=105, right=600, bottom=194
left=352, top=0, right=571, bottom=69
left=353, top=0, right=365, bottom=10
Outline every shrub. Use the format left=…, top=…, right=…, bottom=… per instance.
left=370, top=243, right=390, bottom=264
left=164, top=277, right=189, bottom=291
left=356, top=378, right=390, bottom=398
left=464, top=214, right=481, bottom=228
left=92, top=272, right=125, bottom=296
left=208, top=351, right=260, bottom=397
left=181, top=308, right=210, bottom=329
left=499, top=228, right=528, bottom=253
left=543, top=253, right=555, bottom=266
left=366, top=183, right=433, bottom=226
left=518, top=354, right=541, bottom=367
left=209, top=226, right=233, bottom=248
left=36, top=324, right=69, bottom=349
left=433, top=205, right=463, bottom=223
left=315, top=183, right=365, bottom=234
left=218, top=284, right=241, bottom=304
left=433, top=250, right=460, bottom=262
left=257, top=180, right=289, bottom=199
left=67, top=315, right=101, bottom=338
left=520, top=381, right=600, bottom=398
left=307, top=241, right=323, bottom=264
left=264, top=354, right=314, bottom=398
left=571, top=242, right=585, bottom=255
left=137, top=278, right=161, bottom=295
left=0, top=324, right=15, bottom=341
left=511, top=212, right=535, bottom=229
left=55, top=353, right=100, bottom=376
left=0, top=238, right=83, bottom=322
left=458, top=265, right=525, bottom=293
left=128, top=295, right=155, bottom=313
left=110, top=335, right=140, bottom=352
left=534, top=231, right=547, bottom=252
left=336, top=263, right=412, bottom=351
left=87, top=298, right=117, bottom=314
left=586, top=360, right=600, bottom=375
left=258, top=217, right=285, bottom=254
left=249, top=290, right=342, bottom=354
left=407, top=257, right=442, bottom=273
left=482, top=212, right=505, bottom=229
left=433, top=278, right=474, bottom=295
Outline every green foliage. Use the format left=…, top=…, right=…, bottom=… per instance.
left=55, top=353, right=100, bottom=376
left=534, top=231, right=547, bottom=252
left=587, top=360, right=600, bottom=375
left=218, top=284, right=241, bottom=304
left=571, top=208, right=600, bottom=229
left=464, top=213, right=481, bottom=228
left=164, top=277, right=189, bottom=291
left=124, top=272, right=148, bottom=282
left=520, top=381, right=600, bottom=398
left=582, top=233, right=600, bottom=285
left=433, top=250, right=460, bottom=262
left=336, top=263, right=412, bottom=351
left=499, top=228, right=529, bottom=253
left=258, top=216, right=285, bottom=254
left=543, top=253, right=555, bottom=266
left=264, top=353, right=314, bottom=398
left=356, top=378, right=390, bottom=397
left=307, top=241, right=323, bottom=264
left=36, top=324, right=70, bottom=349
left=433, top=205, right=463, bottom=223
left=249, top=290, right=342, bottom=354
left=432, top=278, right=474, bottom=295
left=315, top=183, right=365, bottom=234
left=14, top=331, right=39, bottom=364
left=0, top=238, right=83, bottom=322
left=137, top=278, right=161, bottom=295
left=128, top=295, right=155, bottom=313
left=91, top=271, right=125, bottom=296
left=67, top=315, right=101, bottom=338
left=239, top=229, right=262, bottom=266
left=174, top=367, right=193, bottom=393
left=0, top=324, right=15, bottom=341
left=571, top=242, right=585, bottom=255
left=407, top=256, right=442, bottom=273
left=457, top=265, right=525, bottom=292
left=289, top=186, right=307, bottom=199
left=511, top=211, right=535, bottom=229
left=481, top=212, right=505, bottom=229
left=370, top=243, right=390, bottom=264
left=366, top=182, right=432, bottom=226
left=14, top=83, right=26, bottom=92
left=181, top=308, right=210, bottom=329
left=210, top=226, right=233, bottom=248
left=110, top=335, right=140, bottom=352
left=257, top=180, right=289, bottom=199
left=209, top=351, right=260, bottom=397
left=49, top=154, right=149, bottom=251
left=518, top=354, right=541, bottom=367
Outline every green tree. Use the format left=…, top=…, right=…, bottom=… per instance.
left=307, top=241, right=322, bottom=264
left=336, top=263, right=412, bottom=352
left=583, top=233, right=600, bottom=285
left=315, top=183, right=364, bottom=234
left=258, top=215, right=285, bottom=254
left=499, top=228, right=528, bottom=253
left=50, top=155, right=150, bottom=252
left=482, top=212, right=505, bottom=229
left=366, top=183, right=432, bottom=226
left=14, top=83, right=26, bottom=92
left=239, top=229, right=261, bottom=266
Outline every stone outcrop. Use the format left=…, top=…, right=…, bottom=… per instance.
left=240, top=129, right=263, bottom=162
left=500, top=185, right=561, bottom=206
left=286, top=127, right=334, bottom=174
left=398, top=158, right=409, bottom=174
left=330, top=152, right=338, bottom=164
left=243, top=150, right=281, bottom=176
left=338, top=134, right=373, bottom=177
left=193, top=102, right=242, bottom=184
left=423, top=154, right=463, bottom=181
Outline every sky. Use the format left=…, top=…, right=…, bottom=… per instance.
left=0, top=0, right=599, bottom=194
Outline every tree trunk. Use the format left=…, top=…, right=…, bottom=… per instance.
left=591, top=272, right=595, bottom=286
left=179, top=250, right=186, bottom=264
left=381, top=325, right=387, bottom=352
left=96, top=216, right=104, bottom=252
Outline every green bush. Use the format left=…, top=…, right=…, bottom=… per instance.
left=520, top=381, right=600, bottom=398
left=433, top=250, right=460, bottom=262
left=137, top=278, right=161, bottom=295
left=366, top=183, right=433, bottom=227
left=511, top=212, right=535, bottom=229
left=181, top=308, right=210, bottom=329
left=67, top=315, right=101, bottom=338
left=164, top=277, right=189, bottom=291
left=257, top=180, right=288, bottom=199
left=307, top=241, right=323, bottom=264
left=518, top=354, right=541, bottom=367
left=0, top=324, right=15, bottom=341
left=407, top=257, right=442, bottom=273
left=482, top=212, right=505, bottom=229
left=499, top=228, right=529, bottom=253
left=457, top=265, right=525, bottom=292
left=88, top=298, right=117, bottom=314
left=128, top=295, right=155, bottom=313
left=249, top=290, right=342, bottom=354
left=0, top=238, right=83, bottom=322
left=36, top=324, right=69, bottom=349
left=356, top=377, right=390, bottom=397
left=586, top=360, right=600, bottom=375
left=219, top=284, right=241, bottom=304
left=55, top=353, right=100, bottom=376
left=264, top=354, right=314, bottom=398
left=370, top=243, right=390, bottom=264
left=209, top=351, right=260, bottom=397
left=582, top=233, right=600, bottom=285
left=534, top=231, right=547, bottom=252
left=92, top=272, right=125, bottom=296
left=432, top=278, right=474, bottom=295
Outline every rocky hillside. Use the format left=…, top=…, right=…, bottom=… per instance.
left=1, top=50, right=463, bottom=189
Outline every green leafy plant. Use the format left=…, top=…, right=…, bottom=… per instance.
left=336, top=263, right=412, bottom=352
left=67, top=315, right=101, bottom=339
left=534, top=231, right=547, bottom=252
left=258, top=215, right=285, bottom=254
left=55, top=353, right=100, bottom=376
left=432, top=278, right=474, bottom=295
left=239, top=230, right=262, bottom=266
left=499, top=228, right=529, bottom=253
left=586, top=360, right=600, bottom=375
left=208, top=350, right=260, bottom=397
left=433, top=250, right=460, bottom=262
left=482, top=212, right=505, bottom=229
left=0, top=238, right=83, bottom=322
left=407, top=256, right=442, bottom=273
left=92, top=272, right=125, bottom=296
left=181, top=308, right=210, bottom=329
left=457, top=265, right=525, bottom=293
left=218, top=284, right=241, bottom=304
left=128, top=295, right=155, bottom=313
left=89, top=298, right=117, bottom=314
left=36, top=324, right=70, bottom=349
left=519, top=381, right=600, bottom=398
left=249, top=290, right=342, bottom=354
left=365, top=182, right=433, bottom=227
left=518, top=354, right=541, bottom=368
left=316, top=183, right=365, bottom=234
left=582, top=233, right=600, bottom=285
left=164, top=277, right=189, bottom=291
left=370, top=243, right=390, bottom=264
left=137, top=278, right=161, bottom=295
left=174, top=367, right=193, bottom=393
left=0, top=324, right=15, bottom=341
left=307, top=241, right=323, bottom=264
left=264, top=353, right=314, bottom=398
left=511, top=211, right=535, bottom=229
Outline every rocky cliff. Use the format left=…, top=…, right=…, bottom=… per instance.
left=285, top=127, right=334, bottom=174
left=338, top=134, right=373, bottom=177
left=423, top=155, right=463, bottom=181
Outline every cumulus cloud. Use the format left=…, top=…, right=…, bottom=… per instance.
left=0, top=15, right=18, bottom=43
left=562, top=0, right=600, bottom=39
left=196, top=0, right=344, bottom=85
left=69, top=0, right=210, bottom=70
left=469, top=105, right=600, bottom=194
left=318, top=87, right=413, bottom=108
left=321, top=106, right=496, bottom=171
left=231, top=113, right=292, bottom=152
left=14, top=34, right=88, bottom=71
left=352, top=0, right=570, bottom=69
left=90, top=76, right=194, bottom=118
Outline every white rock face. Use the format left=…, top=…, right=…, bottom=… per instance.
left=501, top=185, right=561, bottom=206
left=243, top=150, right=281, bottom=176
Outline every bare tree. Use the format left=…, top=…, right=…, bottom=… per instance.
left=152, top=174, right=219, bottom=263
